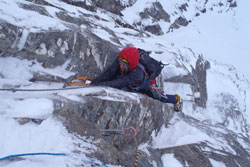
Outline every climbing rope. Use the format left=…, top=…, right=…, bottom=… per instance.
left=0, top=86, right=87, bottom=93
left=0, top=152, right=67, bottom=161
left=133, top=132, right=140, bottom=167
left=0, top=76, right=92, bottom=92
left=0, top=152, right=109, bottom=166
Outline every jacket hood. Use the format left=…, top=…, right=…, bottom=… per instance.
left=118, top=47, right=139, bottom=71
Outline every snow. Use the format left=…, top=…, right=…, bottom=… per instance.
left=122, top=0, right=153, bottom=24
left=17, top=29, right=29, bottom=50
left=0, top=57, right=73, bottom=88
left=0, top=57, right=33, bottom=86
left=0, top=0, right=67, bottom=32
left=163, top=1, right=250, bottom=82
left=152, top=116, right=211, bottom=148
left=0, top=0, right=250, bottom=166
left=0, top=98, right=53, bottom=119
left=209, top=158, right=227, bottom=167
left=0, top=117, right=74, bottom=166
left=161, top=153, right=182, bottom=167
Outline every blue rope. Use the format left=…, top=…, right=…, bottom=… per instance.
left=0, top=152, right=67, bottom=161
left=0, top=152, right=109, bottom=166
left=90, top=158, right=109, bottom=167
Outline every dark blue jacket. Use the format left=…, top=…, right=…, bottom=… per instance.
left=92, top=58, right=150, bottom=91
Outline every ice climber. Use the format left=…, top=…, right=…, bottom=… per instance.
left=91, top=47, right=181, bottom=111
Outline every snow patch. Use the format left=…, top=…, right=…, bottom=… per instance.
left=17, top=29, right=29, bottom=50
left=152, top=118, right=211, bottom=148
left=161, top=153, right=182, bottom=167
left=209, top=158, right=226, bottom=167
left=0, top=98, right=53, bottom=119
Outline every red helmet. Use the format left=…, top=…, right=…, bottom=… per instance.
left=118, top=47, right=139, bottom=71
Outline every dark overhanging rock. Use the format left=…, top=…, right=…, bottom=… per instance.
left=1, top=2, right=249, bottom=166
left=53, top=91, right=173, bottom=144
left=52, top=88, right=174, bottom=166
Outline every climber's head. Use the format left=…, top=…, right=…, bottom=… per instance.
left=118, top=47, right=139, bottom=71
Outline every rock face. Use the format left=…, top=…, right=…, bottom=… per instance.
left=1, top=0, right=249, bottom=167
left=165, top=55, right=210, bottom=108
left=0, top=22, right=119, bottom=80
left=52, top=88, right=173, bottom=166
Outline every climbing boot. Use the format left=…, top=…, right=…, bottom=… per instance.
left=174, top=94, right=182, bottom=112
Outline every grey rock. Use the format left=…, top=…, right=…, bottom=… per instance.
left=168, top=16, right=190, bottom=32
left=165, top=55, right=210, bottom=108
left=61, top=0, right=136, bottom=16
left=17, top=2, right=51, bottom=17
left=192, top=55, right=210, bottom=108
left=1, top=1, right=249, bottom=167
left=53, top=90, right=173, bottom=166
left=227, top=0, right=237, bottom=8
left=144, top=24, right=164, bottom=36
left=0, top=22, right=119, bottom=79
left=139, top=2, right=170, bottom=23
left=61, top=0, right=97, bottom=12
left=179, top=3, right=188, bottom=12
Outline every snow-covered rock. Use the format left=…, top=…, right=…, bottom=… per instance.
left=0, top=0, right=250, bottom=167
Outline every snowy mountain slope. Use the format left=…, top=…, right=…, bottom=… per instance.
left=0, top=0, right=250, bottom=166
